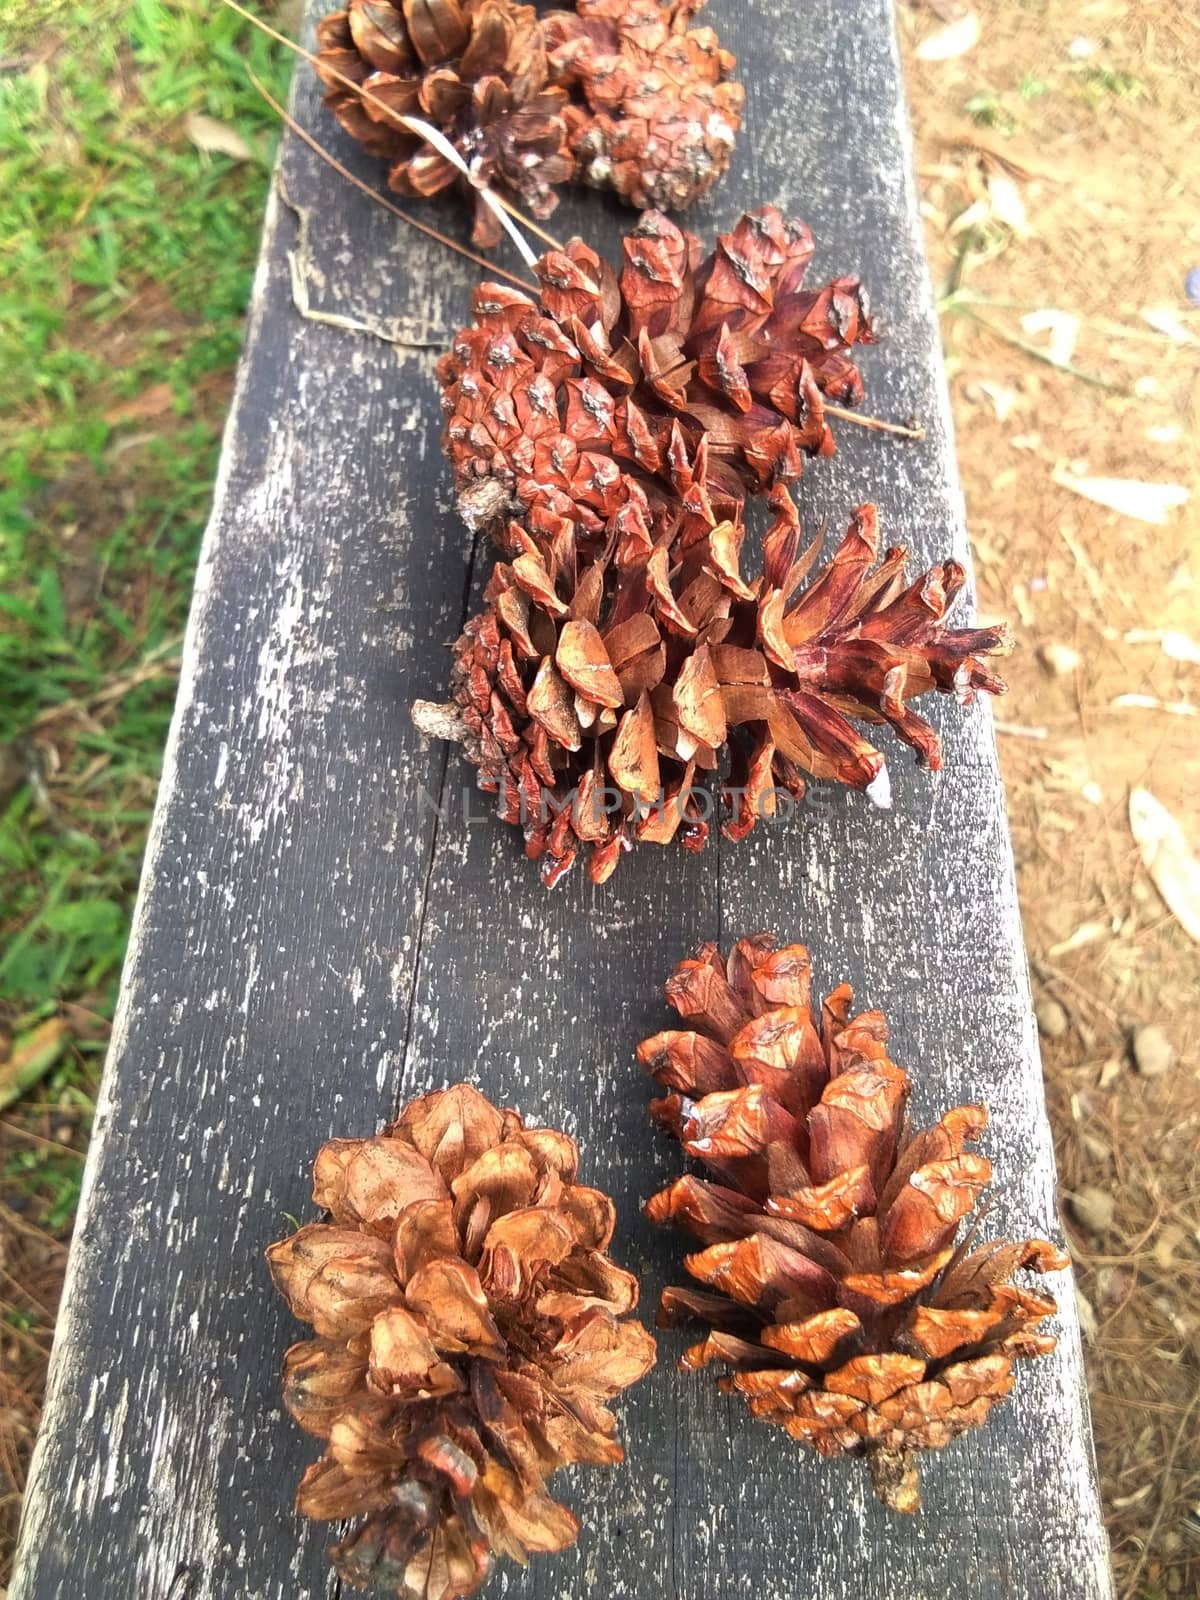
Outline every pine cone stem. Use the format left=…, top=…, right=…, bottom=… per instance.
left=412, top=699, right=471, bottom=744
left=870, top=1448, right=921, bottom=1515
left=821, top=403, right=927, bottom=442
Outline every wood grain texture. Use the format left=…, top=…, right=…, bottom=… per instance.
left=11, top=3, right=1114, bottom=1596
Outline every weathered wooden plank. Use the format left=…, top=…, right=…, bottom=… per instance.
left=12, top=2, right=1113, bottom=1597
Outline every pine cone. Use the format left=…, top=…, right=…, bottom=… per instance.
left=267, top=1085, right=656, bottom=1598
left=543, top=0, right=745, bottom=212
left=314, top=0, right=575, bottom=247
left=439, top=206, right=874, bottom=535
left=414, top=500, right=1009, bottom=887
left=640, top=935, right=1070, bottom=1513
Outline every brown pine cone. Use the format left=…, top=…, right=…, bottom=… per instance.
left=267, top=1085, right=656, bottom=1598
left=414, top=501, right=1009, bottom=887
left=314, top=0, right=575, bottom=247
left=439, top=206, right=874, bottom=535
left=543, top=0, right=745, bottom=212
left=640, top=935, right=1070, bottom=1513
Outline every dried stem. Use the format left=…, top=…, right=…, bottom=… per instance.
left=869, top=1447, right=922, bottom=1514
left=823, top=402, right=926, bottom=441
left=1121, top=1387, right=1200, bottom=1599
left=412, top=700, right=469, bottom=744
left=247, top=73, right=535, bottom=292
left=492, top=192, right=567, bottom=253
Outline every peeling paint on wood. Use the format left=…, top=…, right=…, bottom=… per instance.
left=11, top=3, right=1113, bottom=1597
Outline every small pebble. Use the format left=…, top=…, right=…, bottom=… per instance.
left=1186, top=267, right=1200, bottom=306
left=1036, top=997, right=1069, bottom=1039
left=1037, top=641, right=1081, bottom=677
left=1074, top=1287, right=1098, bottom=1343
left=1069, top=1185, right=1115, bottom=1235
left=1131, top=1023, right=1173, bottom=1077
left=1097, top=1057, right=1122, bottom=1089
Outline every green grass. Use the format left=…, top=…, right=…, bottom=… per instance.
left=0, top=0, right=289, bottom=1227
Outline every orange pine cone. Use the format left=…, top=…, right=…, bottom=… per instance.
left=268, top=1085, right=655, bottom=1597
left=544, top=0, right=745, bottom=211
left=440, top=207, right=873, bottom=537
left=414, top=502, right=1009, bottom=887
left=314, top=0, right=575, bottom=247
left=641, top=935, right=1069, bottom=1512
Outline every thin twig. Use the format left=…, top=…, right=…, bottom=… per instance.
left=0, top=1120, right=85, bottom=1157
left=823, top=402, right=926, bottom=441
left=1110, top=693, right=1198, bottom=718
left=220, top=0, right=561, bottom=258
left=278, top=172, right=448, bottom=346
left=952, top=304, right=1129, bottom=394
left=0, top=1201, right=68, bottom=1251
left=1122, top=1387, right=1200, bottom=1599
left=247, top=71, right=535, bottom=292
left=30, top=637, right=183, bottom=730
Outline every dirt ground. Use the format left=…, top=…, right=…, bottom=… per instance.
left=2, top=1, right=1198, bottom=1594
left=900, top=2, right=1200, bottom=1593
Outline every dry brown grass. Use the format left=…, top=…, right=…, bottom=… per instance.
left=0, top=1196, right=67, bottom=1580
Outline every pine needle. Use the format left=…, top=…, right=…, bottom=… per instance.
left=247, top=72, right=535, bottom=292
left=218, top=0, right=563, bottom=261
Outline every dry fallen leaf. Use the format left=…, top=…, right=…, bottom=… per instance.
left=916, top=12, right=981, bottom=61
left=1140, top=306, right=1198, bottom=345
left=985, top=170, right=1030, bottom=235
left=1051, top=469, right=1190, bottom=525
left=1022, top=309, right=1079, bottom=368
left=1112, top=694, right=1197, bottom=717
left=185, top=111, right=254, bottom=163
left=1048, top=919, right=1111, bottom=958
left=978, top=380, right=1018, bottom=420
left=1129, top=787, right=1200, bottom=944
left=0, top=1018, right=70, bottom=1113
left=948, top=196, right=992, bottom=237
left=103, top=381, right=175, bottom=425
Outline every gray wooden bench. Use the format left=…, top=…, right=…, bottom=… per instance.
left=11, top=2, right=1115, bottom=1596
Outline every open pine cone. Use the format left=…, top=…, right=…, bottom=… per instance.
left=439, top=206, right=874, bottom=535
left=641, top=935, right=1069, bottom=1513
left=267, top=1085, right=655, bottom=1598
left=544, top=0, right=745, bottom=212
left=314, top=0, right=575, bottom=247
left=414, top=500, right=1009, bottom=887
